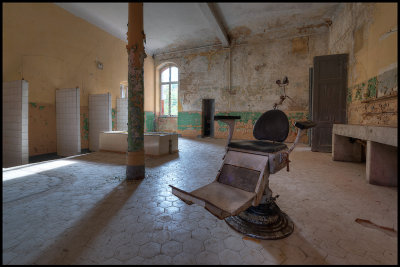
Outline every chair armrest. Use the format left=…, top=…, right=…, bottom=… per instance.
left=287, top=121, right=317, bottom=154
left=294, top=120, right=316, bottom=130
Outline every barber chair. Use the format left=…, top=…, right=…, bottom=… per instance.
left=170, top=82, right=316, bottom=240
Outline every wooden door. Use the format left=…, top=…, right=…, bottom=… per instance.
left=312, top=54, right=348, bottom=152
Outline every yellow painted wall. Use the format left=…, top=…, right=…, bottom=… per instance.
left=329, top=2, right=397, bottom=126
left=3, top=3, right=128, bottom=155
left=144, top=56, right=155, bottom=112
left=353, top=3, right=397, bottom=85
left=366, top=3, right=397, bottom=79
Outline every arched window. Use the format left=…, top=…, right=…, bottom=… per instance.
left=160, top=65, right=178, bottom=116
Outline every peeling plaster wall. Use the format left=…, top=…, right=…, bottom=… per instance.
left=328, top=3, right=398, bottom=127
left=157, top=117, right=178, bottom=133
left=154, top=32, right=329, bottom=141
left=3, top=3, right=128, bottom=156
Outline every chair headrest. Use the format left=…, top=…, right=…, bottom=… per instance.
left=253, top=110, right=289, bottom=142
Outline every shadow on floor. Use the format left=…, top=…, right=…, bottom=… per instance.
left=145, top=152, right=180, bottom=168
left=29, top=153, right=64, bottom=163
left=69, top=151, right=180, bottom=168
left=28, top=149, right=91, bottom=164
left=259, top=223, right=327, bottom=264
left=31, top=179, right=142, bottom=265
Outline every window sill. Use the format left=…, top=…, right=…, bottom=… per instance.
left=159, top=115, right=178, bottom=118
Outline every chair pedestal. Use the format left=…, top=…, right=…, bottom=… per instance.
left=224, top=200, right=294, bottom=240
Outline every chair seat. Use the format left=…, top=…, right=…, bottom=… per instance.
left=228, top=140, right=288, bottom=153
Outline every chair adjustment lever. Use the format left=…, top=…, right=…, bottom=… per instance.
left=267, top=195, right=280, bottom=203
left=272, top=194, right=279, bottom=201
left=282, top=151, right=290, bottom=172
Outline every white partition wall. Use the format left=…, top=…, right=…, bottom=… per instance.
left=116, top=97, right=128, bottom=131
left=89, top=93, right=112, bottom=151
left=56, top=88, right=81, bottom=157
left=2, top=80, right=29, bottom=168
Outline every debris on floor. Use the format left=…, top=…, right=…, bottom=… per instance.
left=355, top=218, right=397, bottom=237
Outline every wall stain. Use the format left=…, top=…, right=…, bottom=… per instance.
left=297, top=19, right=332, bottom=34
left=145, top=111, right=155, bottom=132
left=355, top=84, right=363, bottom=101
left=82, top=113, right=89, bottom=140
left=366, top=76, right=377, bottom=99
left=347, top=87, right=353, bottom=103
left=347, top=69, right=397, bottom=126
left=228, top=26, right=252, bottom=43
left=112, top=108, right=116, bottom=130
left=177, top=111, right=202, bottom=131
left=157, top=116, right=177, bottom=132
left=348, top=68, right=397, bottom=104
left=254, top=63, right=266, bottom=71
left=184, top=49, right=226, bottom=71
left=292, top=36, right=309, bottom=54
left=29, top=103, right=56, bottom=156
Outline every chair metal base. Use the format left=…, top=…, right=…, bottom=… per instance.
left=224, top=201, right=294, bottom=240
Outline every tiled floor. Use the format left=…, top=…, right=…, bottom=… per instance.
left=2, top=137, right=397, bottom=265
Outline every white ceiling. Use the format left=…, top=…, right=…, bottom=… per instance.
left=55, top=3, right=341, bottom=56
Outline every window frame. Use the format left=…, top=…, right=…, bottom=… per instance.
left=160, top=65, right=178, bottom=117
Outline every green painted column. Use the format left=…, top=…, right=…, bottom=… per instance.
left=126, top=3, right=146, bottom=180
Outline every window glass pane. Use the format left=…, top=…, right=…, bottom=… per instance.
left=171, top=67, right=178, bottom=82
left=161, top=68, right=170, bottom=83
left=170, top=83, right=178, bottom=116
left=161, top=84, right=170, bottom=115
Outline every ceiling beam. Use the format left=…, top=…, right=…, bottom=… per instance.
left=197, top=3, right=230, bottom=47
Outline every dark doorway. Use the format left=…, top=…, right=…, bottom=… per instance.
left=202, top=99, right=215, bottom=137
left=311, top=54, right=348, bottom=152
left=308, top=67, right=313, bottom=146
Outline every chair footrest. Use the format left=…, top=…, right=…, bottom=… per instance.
left=170, top=182, right=256, bottom=219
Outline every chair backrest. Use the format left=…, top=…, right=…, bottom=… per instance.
left=253, top=109, right=289, bottom=142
